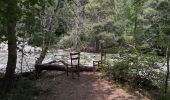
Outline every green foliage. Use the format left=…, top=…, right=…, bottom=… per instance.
left=58, top=35, right=73, bottom=49
left=0, top=0, right=169, bottom=97
left=105, top=47, right=124, bottom=54
left=102, top=53, right=165, bottom=88
left=98, top=32, right=115, bottom=46
left=28, top=32, right=58, bottom=47
left=157, top=89, right=170, bottom=100
left=122, top=34, right=133, bottom=43
left=28, top=33, right=43, bottom=46
left=111, top=61, right=130, bottom=79
left=0, top=78, right=40, bottom=100
left=136, top=43, right=150, bottom=52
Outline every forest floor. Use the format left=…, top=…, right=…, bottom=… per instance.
left=35, top=71, right=149, bottom=100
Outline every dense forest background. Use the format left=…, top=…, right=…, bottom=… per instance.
left=0, top=0, right=170, bottom=99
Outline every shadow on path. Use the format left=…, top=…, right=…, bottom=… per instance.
left=36, top=72, right=148, bottom=100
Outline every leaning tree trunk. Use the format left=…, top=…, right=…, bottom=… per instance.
left=35, top=0, right=61, bottom=65
left=35, top=46, right=48, bottom=65
left=3, top=2, right=17, bottom=92
left=165, top=47, right=170, bottom=93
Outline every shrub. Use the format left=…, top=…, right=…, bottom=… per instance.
left=136, top=43, right=152, bottom=54
left=102, top=60, right=131, bottom=81
left=0, top=78, right=40, bottom=100
left=157, top=89, right=170, bottom=100
left=105, top=47, right=124, bottom=54
left=58, top=35, right=73, bottom=49
left=102, top=53, right=164, bottom=90
left=97, top=32, right=115, bottom=47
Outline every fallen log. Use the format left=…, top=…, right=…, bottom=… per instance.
left=35, top=64, right=94, bottom=72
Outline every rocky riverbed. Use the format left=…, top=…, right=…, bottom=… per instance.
left=0, top=48, right=121, bottom=73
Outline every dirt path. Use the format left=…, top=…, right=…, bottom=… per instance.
left=36, top=72, right=149, bottom=100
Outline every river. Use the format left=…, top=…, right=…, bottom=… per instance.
left=0, top=49, right=122, bottom=73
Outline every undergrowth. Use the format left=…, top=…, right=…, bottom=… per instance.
left=101, top=53, right=169, bottom=100
left=0, top=77, right=40, bottom=100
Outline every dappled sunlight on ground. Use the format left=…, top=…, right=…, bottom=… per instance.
left=36, top=72, right=149, bottom=100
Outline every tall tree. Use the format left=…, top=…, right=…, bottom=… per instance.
left=0, top=0, right=56, bottom=92
left=73, top=0, right=85, bottom=49
left=3, top=0, right=18, bottom=92
left=157, top=0, right=170, bottom=93
left=165, top=47, right=170, bottom=93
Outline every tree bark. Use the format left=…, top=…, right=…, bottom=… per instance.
left=35, top=64, right=94, bottom=72
left=165, top=47, right=170, bottom=93
left=73, top=0, right=84, bottom=49
left=95, top=38, right=100, bottom=52
left=35, top=46, right=48, bottom=65
left=133, top=1, right=139, bottom=45
left=3, top=2, right=17, bottom=92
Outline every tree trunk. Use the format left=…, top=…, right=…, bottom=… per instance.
left=3, top=2, right=17, bottom=92
left=165, top=47, right=170, bottom=93
left=35, top=46, right=48, bottom=65
left=73, top=0, right=84, bottom=49
left=133, top=1, right=139, bottom=45
left=95, top=38, right=100, bottom=52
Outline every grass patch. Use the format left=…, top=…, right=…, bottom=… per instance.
left=0, top=77, right=40, bottom=100
left=105, top=47, right=123, bottom=54
left=155, top=89, right=170, bottom=100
